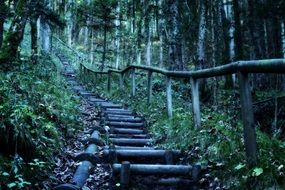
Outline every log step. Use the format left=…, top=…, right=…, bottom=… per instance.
left=105, top=114, right=136, bottom=119
left=106, top=117, right=143, bottom=123
left=111, top=128, right=144, bottom=134
left=112, top=164, right=192, bottom=175
left=106, top=121, right=144, bottom=128
left=109, top=134, right=148, bottom=139
left=99, top=103, right=123, bottom=109
left=103, top=110, right=133, bottom=115
left=104, top=146, right=155, bottom=150
left=109, top=138, right=152, bottom=146
left=88, top=97, right=106, bottom=103
left=105, top=108, right=130, bottom=112
left=103, top=149, right=181, bottom=158
left=79, top=91, right=95, bottom=97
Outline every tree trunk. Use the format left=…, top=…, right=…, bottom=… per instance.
left=158, top=0, right=164, bottom=67
left=222, top=0, right=233, bottom=88
left=211, top=0, right=217, bottom=108
left=0, top=0, right=5, bottom=49
left=30, top=17, right=38, bottom=63
left=136, top=0, right=143, bottom=65
left=247, top=0, right=263, bottom=59
left=115, top=0, right=121, bottom=69
left=196, top=0, right=207, bottom=98
left=167, top=0, right=183, bottom=71
left=281, top=21, right=285, bottom=58
left=0, top=19, right=3, bottom=49
left=0, top=0, right=28, bottom=64
left=144, top=0, right=151, bottom=66
left=197, top=0, right=206, bottom=70
left=39, top=17, right=51, bottom=52
left=233, top=0, right=243, bottom=60
left=90, top=29, right=95, bottom=64
left=101, top=25, right=107, bottom=71
left=263, top=20, right=269, bottom=58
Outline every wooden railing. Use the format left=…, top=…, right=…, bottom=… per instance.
left=79, top=59, right=285, bottom=166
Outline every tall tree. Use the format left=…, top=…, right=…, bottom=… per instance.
left=144, top=0, right=151, bottom=66
left=166, top=0, right=183, bottom=70
left=0, top=0, right=8, bottom=49
left=197, top=0, right=206, bottom=70
left=0, top=0, right=29, bottom=64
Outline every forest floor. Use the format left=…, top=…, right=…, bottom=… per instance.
left=43, top=98, right=111, bottom=189
left=40, top=55, right=112, bottom=189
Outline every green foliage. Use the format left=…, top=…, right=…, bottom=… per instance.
left=0, top=54, right=81, bottom=188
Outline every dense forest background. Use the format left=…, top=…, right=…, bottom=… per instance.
left=0, top=0, right=285, bottom=189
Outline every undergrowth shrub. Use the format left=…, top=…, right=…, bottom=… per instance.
left=0, top=54, right=81, bottom=189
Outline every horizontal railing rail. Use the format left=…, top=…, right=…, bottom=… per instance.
left=80, top=59, right=285, bottom=78
left=79, top=58, right=285, bottom=167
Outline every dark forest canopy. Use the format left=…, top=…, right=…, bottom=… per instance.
left=0, top=0, right=285, bottom=70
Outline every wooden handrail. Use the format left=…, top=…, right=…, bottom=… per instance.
left=79, top=58, right=285, bottom=167
left=80, top=59, right=285, bottom=78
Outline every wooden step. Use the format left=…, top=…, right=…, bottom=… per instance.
left=103, top=149, right=181, bottom=158
left=105, top=114, right=136, bottom=119
left=106, top=121, right=144, bottom=128
left=109, top=134, right=148, bottom=139
left=105, top=108, right=130, bottom=112
left=104, top=146, right=155, bottom=150
left=111, top=128, right=144, bottom=134
left=112, top=164, right=192, bottom=175
left=110, top=138, right=152, bottom=146
left=99, top=103, right=123, bottom=109
left=106, top=117, right=142, bottom=123
left=103, top=110, right=133, bottom=115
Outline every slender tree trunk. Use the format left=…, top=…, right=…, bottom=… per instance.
left=233, top=0, right=242, bottom=60
left=247, top=0, right=262, bottom=59
left=39, top=17, right=51, bottom=52
left=136, top=0, right=143, bottom=65
left=281, top=21, right=285, bottom=58
left=222, top=0, right=234, bottom=88
left=132, top=0, right=136, bottom=33
left=101, top=25, right=107, bottom=70
left=0, top=0, right=5, bottom=48
left=144, top=0, right=151, bottom=66
left=211, top=0, right=217, bottom=108
left=30, top=17, right=38, bottom=63
left=263, top=20, right=269, bottom=58
left=197, top=0, right=206, bottom=70
left=196, top=0, right=207, bottom=98
left=115, top=0, right=121, bottom=69
left=0, top=19, right=4, bottom=49
left=158, top=0, right=164, bottom=67
left=84, top=27, right=89, bottom=47
left=90, top=29, right=94, bottom=64
left=0, top=0, right=29, bottom=64
left=167, top=0, right=182, bottom=70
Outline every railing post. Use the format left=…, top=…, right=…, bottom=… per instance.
left=107, top=71, right=111, bottom=92
left=120, top=73, right=124, bottom=90
left=238, top=72, right=257, bottom=166
left=166, top=76, right=173, bottom=118
left=131, top=68, right=136, bottom=96
left=147, top=71, right=153, bottom=104
left=190, top=77, right=201, bottom=128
